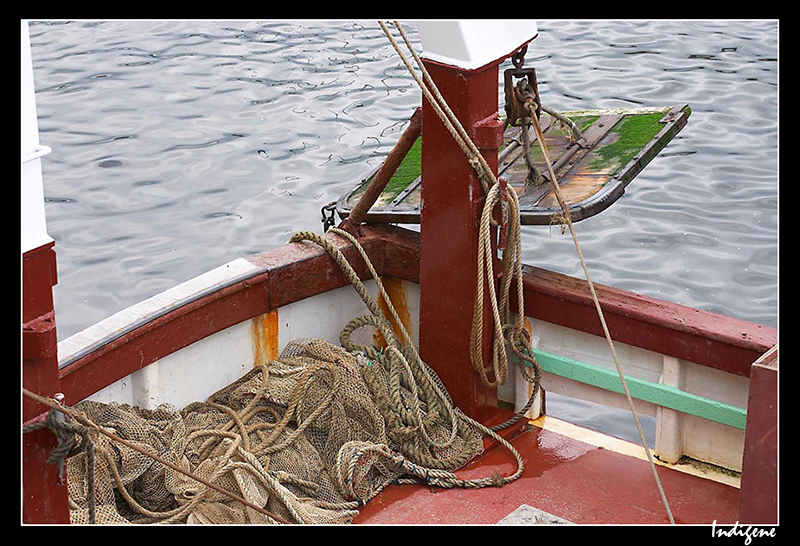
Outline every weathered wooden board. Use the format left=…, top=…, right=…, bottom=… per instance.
left=337, top=104, right=690, bottom=225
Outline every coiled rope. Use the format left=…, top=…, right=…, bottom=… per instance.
left=21, top=387, right=293, bottom=524
left=290, top=228, right=525, bottom=490
left=22, top=401, right=97, bottom=523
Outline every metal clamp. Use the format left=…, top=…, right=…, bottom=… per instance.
left=320, top=202, right=338, bottom=232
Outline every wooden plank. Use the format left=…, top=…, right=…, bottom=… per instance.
left=518, top=348, right=748, bottom=429
left=616, top=104, right=690, bottom=187
left=516, top=263, right=777, bottom=376
left=373, top=225, right=777, bottom=376
left=537, top=173, right=609, bottom=208
left=337, top=105, right=690, bottom=225
left=511, top=114, right=614, bottom=209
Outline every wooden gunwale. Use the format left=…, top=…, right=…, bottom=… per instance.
left=57, top=224, right=775, bottom=406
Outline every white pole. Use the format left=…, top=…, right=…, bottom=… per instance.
left=21, top=20, right=53, bottom=255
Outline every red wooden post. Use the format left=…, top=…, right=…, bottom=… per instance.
left=417, top=58, right=505, bottom=422
left=738, top=346, right=778, bottom=524
left=22, top=242, right=71, bottom=524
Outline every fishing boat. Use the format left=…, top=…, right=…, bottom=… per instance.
left=22, top=20, right=778, bottom=526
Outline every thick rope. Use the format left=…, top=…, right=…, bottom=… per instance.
left=380, top=21, right=541, bottom=401
left=540, top=104, right=585, bottom=144
left=22, top=388, right=292, bottom=524
left=293, top=227, right=461, bottom=451
left=379, top=21, right=494, bottom=193
left=23, top=405, right=97, bottom=523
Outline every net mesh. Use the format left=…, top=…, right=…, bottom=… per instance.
left=65, top=335, right=485, bottom=524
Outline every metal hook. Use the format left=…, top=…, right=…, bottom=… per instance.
left=511, top=45, right=528, bottom=69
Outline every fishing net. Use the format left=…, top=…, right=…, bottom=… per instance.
left=65, top=334, right=482, bottom=524
left=58, top=229, right=531, bottom=524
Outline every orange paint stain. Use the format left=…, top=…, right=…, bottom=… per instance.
left=251, top=309, right=279, bottom=367
left=374, top=276, right=413, bottom=349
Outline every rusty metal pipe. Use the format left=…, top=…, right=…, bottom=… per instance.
left=338, top=107, right=422, bottom=235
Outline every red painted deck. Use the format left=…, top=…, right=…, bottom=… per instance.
left=354, top=423, right=740, bottom=525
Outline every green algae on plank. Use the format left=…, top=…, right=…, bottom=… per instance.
left=383, top=136, right=421, bottom=199
left=588, top=112, right=666, bottom=174
left=350, top=137, right=422, bottom=206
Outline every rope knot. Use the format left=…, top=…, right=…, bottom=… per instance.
left=22, top=405, right=97, bottom=523
left=490, top=471, right=505, bottom=487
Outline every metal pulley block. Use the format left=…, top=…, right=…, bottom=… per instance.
left=503, top=48, right=541, bottom=127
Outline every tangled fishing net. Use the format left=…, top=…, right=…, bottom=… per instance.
left=66, top=337, right=477, bottom=524
left=58, top=230, right=532, bottom=525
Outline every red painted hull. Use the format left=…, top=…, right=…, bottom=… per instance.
left=22, top=242, right=71, bottom=524
left=57, top=225, right=775, bottom=403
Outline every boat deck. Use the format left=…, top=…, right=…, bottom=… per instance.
left=354, top=417, right=739, bottom=525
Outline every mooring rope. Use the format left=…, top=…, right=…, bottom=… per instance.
left=22, top=401, right=97, bottom=523
left=379, top=21, right=494, bottom=193
left=378, top=20, right=674, bottom=524
left=523, top=98, right=675, bottom=524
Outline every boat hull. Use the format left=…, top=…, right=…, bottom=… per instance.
left=47, top=224, right=777, bottom=524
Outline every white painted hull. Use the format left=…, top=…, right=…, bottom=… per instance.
left=69, top=266, right=748, bottom=477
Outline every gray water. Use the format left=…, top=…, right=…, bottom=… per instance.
left=28, top=20, right=778, bottom=446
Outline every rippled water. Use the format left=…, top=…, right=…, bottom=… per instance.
left=28, top=20, right=778, bottom=444
left=524, top=20, right=778, bottom=330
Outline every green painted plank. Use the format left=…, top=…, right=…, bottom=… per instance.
left=516, top=348, right=747, bottom=430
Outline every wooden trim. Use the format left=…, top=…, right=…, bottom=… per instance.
left=369, top=225, right=776, bottom=377
left=59, top=275, right=269, bottom=403
left=524, top=348, right=747, bottom=429
left=516, top=264, right=776, bottom=377
left=57, top=229, right=386, bottom=403
left=246, top=230, right=383, bottom=309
